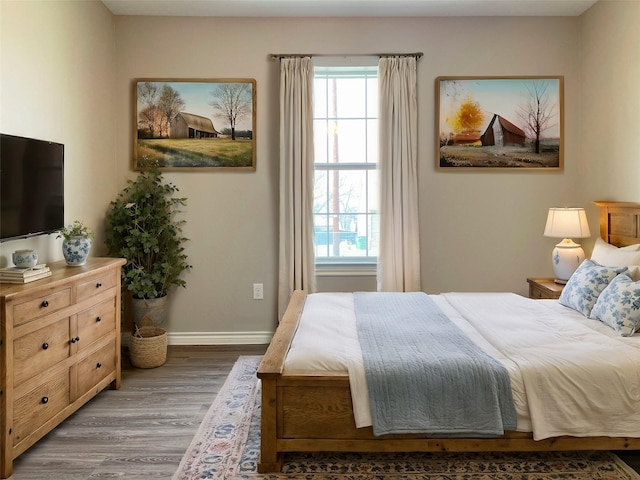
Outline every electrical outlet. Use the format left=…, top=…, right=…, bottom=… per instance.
left=253, top=283, right=264, bottom=300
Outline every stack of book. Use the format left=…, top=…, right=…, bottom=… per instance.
left=0, top=264, right=52, bottom=284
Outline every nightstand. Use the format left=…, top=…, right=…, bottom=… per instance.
left=527, top=277, right=565, bottom=299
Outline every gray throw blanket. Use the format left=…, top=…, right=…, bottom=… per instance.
left=354, top=292, right=516, bottom=437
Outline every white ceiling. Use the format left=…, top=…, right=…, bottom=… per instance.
left=101, top=0, right=599, bottom=18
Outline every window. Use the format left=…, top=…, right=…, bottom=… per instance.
left=313, top=65, right=379, bottom=268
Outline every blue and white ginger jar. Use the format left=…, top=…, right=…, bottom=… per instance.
left=62, top=236, right=91, bottom=266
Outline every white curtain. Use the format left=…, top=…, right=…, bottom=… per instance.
left=377, top=56, right=421, bottom=292
left=278, top=57, right=317, bottom=318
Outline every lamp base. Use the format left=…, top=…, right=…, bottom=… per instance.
left=552, top=238, right=585, bottom=284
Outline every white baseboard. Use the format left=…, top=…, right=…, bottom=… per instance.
left=167, top=331, right=274, bottom=345
left=122, top=331, right=274, bottom=347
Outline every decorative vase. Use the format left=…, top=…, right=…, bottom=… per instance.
left=62, top=236, right=92, bottom=266
left=12, top=249, right=38, bottom=268
left=132, top=295, right=168, bottom=328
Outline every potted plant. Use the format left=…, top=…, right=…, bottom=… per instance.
left=58, top=220, right=94, bottom=266
left=105, top=168, right=192, bottom=328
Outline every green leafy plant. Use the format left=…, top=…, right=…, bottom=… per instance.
left=57, top=220, right=95, bottom=241
left=105, top=168, right=192, bottom=299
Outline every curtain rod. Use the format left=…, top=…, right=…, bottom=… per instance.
left=270, top=52, right=423, bottom=60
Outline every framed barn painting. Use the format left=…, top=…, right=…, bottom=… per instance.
left=436, top=76, right=563, bottom=170
left=133, top=78, right=256, bottom=171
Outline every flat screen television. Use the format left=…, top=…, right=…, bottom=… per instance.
left=1, top=133, right=64, bottom=241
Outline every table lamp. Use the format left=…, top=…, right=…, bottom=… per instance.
left=543, top=207, right=591, bottom=284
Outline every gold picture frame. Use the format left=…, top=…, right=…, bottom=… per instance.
left=436, top=76, right=563, bottom=170
left=133, top=78, right=256, bottom=171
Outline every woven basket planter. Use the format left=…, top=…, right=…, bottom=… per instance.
left=130, top=326, right=168, bottom=368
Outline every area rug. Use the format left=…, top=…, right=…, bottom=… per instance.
left=173, top=356, right=640, bottom=479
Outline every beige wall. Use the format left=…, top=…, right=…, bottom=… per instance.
left=115, top=15, right=583, bottom=338
left=0, top=0, right=117, bottom=261
left=1, top=1, right=638, bottom=343
left=579, top=0, right=640, bottom=209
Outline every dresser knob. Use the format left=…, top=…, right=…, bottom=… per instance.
left=41, top=396, right=49, bottom=404
left=41, top=300, right=49, bottom=308
left=96, top=362, right=102, bottom=369
left=70, top=336, right=80, bottom=344
left=96, top=282, right=102, bottom=288
left=42, top=342, right=49, bottom=350
left=96, top=316, right=102, bottom=322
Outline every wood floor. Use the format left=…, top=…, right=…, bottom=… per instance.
left=8, top=345, right=267, bottom=479
left=6, top=345, right=640, bottom=479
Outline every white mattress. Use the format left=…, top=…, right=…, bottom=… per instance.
left=283, top=292, right=640, bottom=439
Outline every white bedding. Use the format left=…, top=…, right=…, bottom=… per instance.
left=283, top=292, right=640, bottom=440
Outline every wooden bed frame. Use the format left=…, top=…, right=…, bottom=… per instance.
left=257, top=201, right=640, bottom=473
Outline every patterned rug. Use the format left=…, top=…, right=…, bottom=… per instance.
left=173, top=356, right=640, bottom=479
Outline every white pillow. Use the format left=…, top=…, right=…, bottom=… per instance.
left=590, top=237, right=640, bottom=281
left=590, top=274, right=640, bottom=336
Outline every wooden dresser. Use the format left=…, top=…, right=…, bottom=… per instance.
left=0, top=257, right=125, bottom=479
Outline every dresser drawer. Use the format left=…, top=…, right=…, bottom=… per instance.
left=12, top=288, right=72, bottom=327
left=76, top=269, right=118, bottom=303
left=77, top=340, right=117, bottom=395
left=77, top=297, right=117, bottom=350
left=13, top=317, right=72, bottom=386
left=13, top=367, right=71, bottom=447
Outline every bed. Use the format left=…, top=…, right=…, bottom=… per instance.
left=257, top=200, right=640, bottom=473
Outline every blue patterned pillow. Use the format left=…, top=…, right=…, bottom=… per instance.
left=590, top=274, right=640, bottom=336
left=558, top=259, right=628, bottom=317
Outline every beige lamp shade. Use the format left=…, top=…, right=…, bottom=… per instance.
left=543, top=207, right=591, bottom=284
left=543, top=207, right=591, bottom=239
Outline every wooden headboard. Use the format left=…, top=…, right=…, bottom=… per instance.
left=594, top=201, right=640, bottom=247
